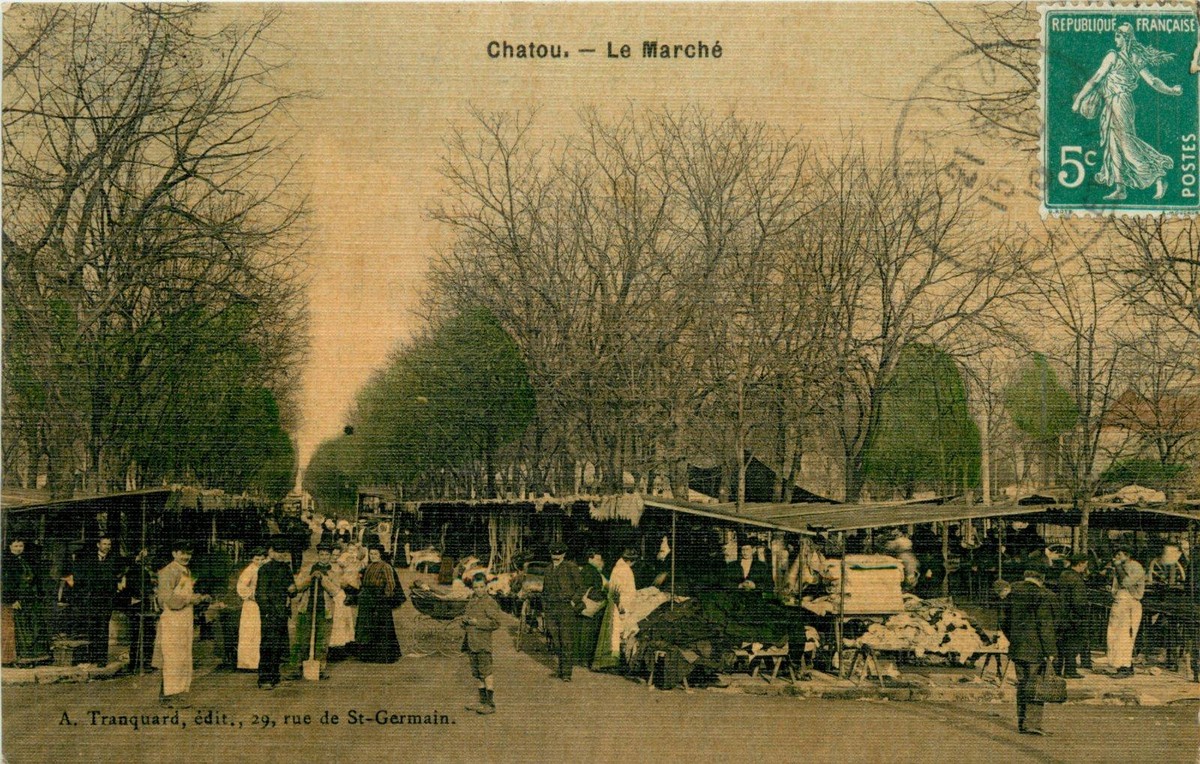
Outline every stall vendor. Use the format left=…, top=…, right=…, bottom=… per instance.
left=727, top=544, right=772, bottom=593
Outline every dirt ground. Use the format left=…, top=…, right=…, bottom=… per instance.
left=3, top=598, right=1197, bottom=764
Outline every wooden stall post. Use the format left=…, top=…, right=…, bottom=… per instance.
left=941, top=522, right=950, bottom=599
left=836, top=534, right=847, bottom=679
left=670, top=510, right=677, bottom=610
left=139, top=493, right=148, bottom=677
left=998, top=522, right=1005, bottom=581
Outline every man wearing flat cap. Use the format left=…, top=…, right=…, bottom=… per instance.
left=542, top=541, right=584, bottom=681
left=284, top=542, right=341, bottom=680
left=462, top=571, right=502, bottom=714
left=1000, top=562, right=1058, bottom=735
left=1055, top=553, right=1090, bottom=678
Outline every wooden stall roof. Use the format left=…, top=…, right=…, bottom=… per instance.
left=1, top=487, right=173, bottom=513
left=353, top=490, right=1200, bottom=535
left=647, top=496, right=1200, bottom=533
left=642, top=497, right=820, bottom=535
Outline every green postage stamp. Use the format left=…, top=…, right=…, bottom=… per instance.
left=1042, top=5, right=1200, bottom=214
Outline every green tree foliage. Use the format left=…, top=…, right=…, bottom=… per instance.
left=354, top=308, right=535, bottom=498
left=863, top=344, right=981, bottom=497
left=303, top=434, right=360, bottom=514
left=2, top=5, right=308, bottom=495
left=1003, top=353, right=1078, bottom=486
left=1004, top=354, right=1078, bottom=438
left=1098, top=460, right=1188, bottom=491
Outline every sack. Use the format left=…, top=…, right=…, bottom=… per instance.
left=1032, top=665, right=1067, bottom=704
left=581, top=588, right=605, bottom=618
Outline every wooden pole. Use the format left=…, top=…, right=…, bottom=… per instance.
left=998, top=522, right=1006, bottom=581
left=836, top=534, right=847, bottom=679
left=942, top=522, right=951, bottom=599
left=670, top=511, right=677, bottom=610
left=138, top=494, right=147, bottom=677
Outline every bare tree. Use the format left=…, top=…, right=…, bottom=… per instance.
left=1111, top=217, right=1200, bottom=342
left=816, top=146, right=1029, bottom=501
left=924, top=3, right=1041, bottom=152
left=1106, top=318, right=1200, bottom=469
left=3, top=5, right=309, bottom=495
left=1016, top=226, right=1138, bottom=547
left=428, top=107, right=823, bottom=501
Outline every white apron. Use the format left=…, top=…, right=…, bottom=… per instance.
left=154, top=573, right=195, bottom=696
left=236, top=563, right=262, bottom=669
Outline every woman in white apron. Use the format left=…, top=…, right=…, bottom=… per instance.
left=153, top=541, right=209, bottom=702
left=594, top=549, right=637, bottom=669
left=236, top=551, right=267, bottom=670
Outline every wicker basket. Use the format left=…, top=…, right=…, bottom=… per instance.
left=410, top=588, right=468, bottom=620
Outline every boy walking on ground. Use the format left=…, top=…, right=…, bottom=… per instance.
left=462, top=571, right=501, bottom=715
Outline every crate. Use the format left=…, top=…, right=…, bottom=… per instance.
left=52, top=639, right=89, bottom=667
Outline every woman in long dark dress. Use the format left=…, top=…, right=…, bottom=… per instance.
left=356, top=546, right=403, bottom=663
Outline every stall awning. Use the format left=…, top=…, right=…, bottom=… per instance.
left=612, top=496, right=1041, bottom=535
left=1006, top=504, right=1200, bottom=533
left=1, top=487, right=173, bottom=513
left=641, top=497, right=819, bottom=535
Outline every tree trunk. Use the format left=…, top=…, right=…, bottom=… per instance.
left=781, top=424, right=799, bottom=503
left=980, top=409, right=992, bottom=505
left=843, top=456, right=866, bottom=503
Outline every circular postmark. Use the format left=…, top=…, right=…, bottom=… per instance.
left=891, top=32, right=1112, bottom=254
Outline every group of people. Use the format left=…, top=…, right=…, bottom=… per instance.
left=234, top=537, right=405, bottom=695
left=1, top=530, right=410, bottom=706
left=1, top=535, right=129, bottom=669
left=539, top=544, right=639, bottom=681
left=153, top=535, right=408, bottom=704
left=1000, top=544, right=1191, bottom=736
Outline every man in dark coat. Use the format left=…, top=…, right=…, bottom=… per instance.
left=727, top=544, right=773, bottom=593
left=542, top=541, right=584, bottom=681
left=254, top=538, right=295, bottom=689
left=3, top=539, right=48, bottom=663
left=1055, top=554, right=1089, bottom=678
left=66, top=536, right=124, bottom=666
left=1001, top=563, right=1058, bottom=735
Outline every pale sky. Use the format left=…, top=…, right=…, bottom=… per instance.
left=241, top=2, right=1030, bottom=470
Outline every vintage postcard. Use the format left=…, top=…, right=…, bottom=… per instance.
left=2, top=3, right=1199, bottom=763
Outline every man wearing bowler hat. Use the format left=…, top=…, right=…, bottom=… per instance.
left=542, top=541, right=584, bottom=681
left=1055, top=553, right=1090, bottom=678
left=1001, top=561, right=1058, bottom=735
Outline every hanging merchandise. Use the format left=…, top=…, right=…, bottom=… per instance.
left=722, top=529, right=739, bottom=563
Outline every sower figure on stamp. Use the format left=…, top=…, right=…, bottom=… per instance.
left=1001, top=562, right=1058, bottom=736
left=255, top=538, right=295, bottom=690
left=1072, top=23, right=1181, bottom=201
left=462, top=571, right=502, bottom=715
left=542, top=541, right=584, bottom=681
